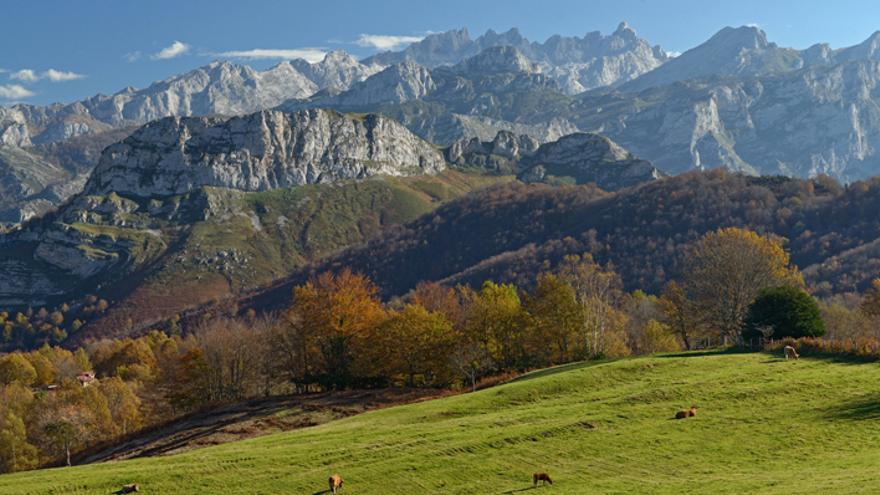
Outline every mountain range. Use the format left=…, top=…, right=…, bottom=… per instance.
left=7, top=22, right=880, bottom=348
left=9, top=23, right=880, bottom=227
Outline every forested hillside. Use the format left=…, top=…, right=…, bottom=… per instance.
left=247, top=170, right=879, bottom=308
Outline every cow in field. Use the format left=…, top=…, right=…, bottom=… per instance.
left=329, top=474, right=344, bottom=494
left=533, top=472, right=553, bottom=486
left=784, top=345, right=799, bottom=360
left=675, top=406, right=697, bottom=419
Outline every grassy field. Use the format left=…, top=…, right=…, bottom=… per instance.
left=3, top=350, right=880, bottom=494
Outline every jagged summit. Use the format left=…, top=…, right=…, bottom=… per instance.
left=361, top=23, right=669, bottom=93
left=456, top=45, right=537, bottom=74
left=621, top=25, right=790, bottom=91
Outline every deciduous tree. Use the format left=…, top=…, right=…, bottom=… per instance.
left=683, top=228, right=803, bottom=338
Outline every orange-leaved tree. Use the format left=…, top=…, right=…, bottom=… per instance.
left=290, top=269, right=386, bottom=389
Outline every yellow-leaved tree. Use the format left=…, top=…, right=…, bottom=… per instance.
left=684, top=228, right=803, bottom=339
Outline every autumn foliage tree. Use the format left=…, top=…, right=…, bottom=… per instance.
left=290, top=269, right=387, bottom=389
left=659, top=281, right=701, bottom=350
left=523, top=273, right=583, bottom=364
left=464, top=281, right=527, bottom=370
left=555, top=254, right=630, bottom=358
left=375, top=304, right=456, bottom=387
left=683, top=228, right=803, bottom=339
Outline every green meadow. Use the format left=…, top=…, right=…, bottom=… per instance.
left=3, top=351, right=880, bottom=494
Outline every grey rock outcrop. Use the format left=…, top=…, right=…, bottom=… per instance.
left=520, top=133, right=663, bottom=190
left=445, top=130, right=661, bottom=190
left=578, top=59, right=880, bottom=180
left=86, top=109, right=446, bottom=197
left=291, top=50, right=384, bottom=91
left=302, top=61, right=436, bottom=108
left=622, top=26, right=810, bottom=92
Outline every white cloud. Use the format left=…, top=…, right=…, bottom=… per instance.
left=152, top=41, right=191, bottom=60
left=124, top=51, right=142, bottom=63
left=356, top=34, right=425, bottom=51
left=0, top=84, right=35, bottom=100
left=214, top=48, right=327, bottom=63
left=8, top=68, right=86, bottom=83
left=10, top=69, right=39, bottom=83
left=44, top=69, right=86, bottom=82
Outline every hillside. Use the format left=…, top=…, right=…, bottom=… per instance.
left=2, top=351, right=879, bottom=494
left=238, top=170, right=880, bottom=316
left=67, top=170, right=506, bottom=344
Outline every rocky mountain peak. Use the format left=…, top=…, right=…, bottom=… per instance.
left=85, top=109, right=445, bottom=197
left=710, top=25, right=770, bottom=51
left=613, top=21, right=638, bottom=41
left=457, top=45, right=536, bottom=74
left=838, top=30, right=880, bottom=61
left=290, top=49, right=383, bottom=91
left=621, top=25, right=784, bottom=91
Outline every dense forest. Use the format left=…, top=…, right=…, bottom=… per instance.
left=249, top=170, right=880, bottom=307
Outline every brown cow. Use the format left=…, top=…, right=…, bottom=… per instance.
left=329, top=474, right=344, bottom=494
left=675, top=406, right=697, bottom=419
left=783, top=345, right=799, bottom=360
left=533, top=472, right=553, bottom=486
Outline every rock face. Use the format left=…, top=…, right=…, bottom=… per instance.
left=86, top=109, right=446, bottom=197
left=307, top=61, right=436, bottom=107
left=578, top=59, right=880, bottom=180
left=456, top=45, right=538, bottom=75
left=363, top=23, right=670, bottom=93
left=291, top=50, right=384, bottom=91
left=621, top=25, right=880, bottom=93
left=445, top=130, right=661, bottom=190
left=0, top=54, right=384, bottom=225
left=1, top=54, right=384, bottom=147
left=621, top=26, right=802, bottom=92
left=284, top=46, right=578, bottom=147
left=0, top=109, right=447, bottom=308
left=520, top=133, right=663, bottom=190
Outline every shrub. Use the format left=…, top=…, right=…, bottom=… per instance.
left=743, top=286, right=825, bottom=340
left=767, top=337, right=880, bottom=361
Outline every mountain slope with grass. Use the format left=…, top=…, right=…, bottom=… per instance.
left=1, top=351, right=879, bottom=494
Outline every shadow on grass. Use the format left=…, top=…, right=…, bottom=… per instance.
left=826, top=395, right=880, bottom=420
left=656, top=347, right=748, bottom=359
left=499, top=486, right=538, bottom=494
left=507, top=360, right=611, bottom=384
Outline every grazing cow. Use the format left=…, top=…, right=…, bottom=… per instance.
left=533, top=472, right=553, bottom=486
left=784, top=345, right=799, bottom=360
left=117, top=484, right=139, bottom=494
left=675, top=406, right=697, bottom=419
left=329, top=474, right=344, bottom=494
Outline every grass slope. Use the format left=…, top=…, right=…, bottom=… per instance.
left=73, top=170, right=509, bottom=341
left=3, top=351, right=880, bottom=494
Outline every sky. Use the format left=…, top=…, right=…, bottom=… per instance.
left=4, top=0, right=880, bottom=105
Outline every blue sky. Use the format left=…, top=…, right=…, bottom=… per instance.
left=4, top=0, right=880, bottom=105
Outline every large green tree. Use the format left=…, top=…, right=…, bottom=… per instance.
left=743, top=286, right=825, bottom=341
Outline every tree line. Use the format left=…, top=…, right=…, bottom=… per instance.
left=5, top=227, right=880, bottom=473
